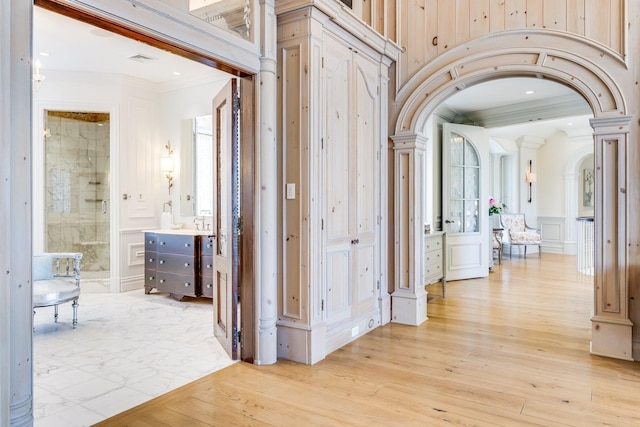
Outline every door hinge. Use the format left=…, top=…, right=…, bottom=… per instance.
left=322, top=57, right=324, bottom=68
left=377, top=215, right=381, bottom=225
left=377, top=280, right=380, bottom=290
left=237, top=215, right=243, bottom=234
left=321, top=138, right=324, bottom=149
left=238, top=328, right=243, bottom=349
left=377, top=150, right=380, bottom=160
left=321, top=299, right=325, bottom=311
left=321, top=219, right=324, bottom=230
left=233, top=326, right=239, bottom=350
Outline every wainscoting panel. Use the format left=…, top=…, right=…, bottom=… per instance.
left=538, top=217, right=565, bottom=254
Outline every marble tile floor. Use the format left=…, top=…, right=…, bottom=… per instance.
left=33, top=288, right=234, bottom=427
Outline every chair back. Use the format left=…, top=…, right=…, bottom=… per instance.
left=33, top=254, right=54, bottom=281
left=500, top=214, right=526, bottom=232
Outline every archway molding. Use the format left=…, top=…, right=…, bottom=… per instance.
left=393, top=30, right=627, bottom=136
left=389, top=30, right=634, bottom=361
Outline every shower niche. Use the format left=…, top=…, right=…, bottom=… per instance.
left=44, top=110, right=111, bottom=280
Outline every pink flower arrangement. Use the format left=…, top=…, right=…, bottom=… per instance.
left=489, top=197, right=506, bottom=215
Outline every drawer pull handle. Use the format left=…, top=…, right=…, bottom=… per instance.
left=184, top=263, right=190, bottom=267
left=148, top=240, right=155, bottom=244
left=159, top=279, right=165, bottom=283
left=184, top=283, right=190, bottom=287
left=149, top=258, right=154, bottom=262
left=185, top=243, right=191, bottom=247
left=207, top=264, right=212, bottom=269
left=160, top=241, right=166, bottom=245
left=149, top=276, right=154, bottom=280
left=351, top=238, right=360, bottom=245
left=159, top=260, right=164, bottom=264
left=207, top=284, right=212, bottom=289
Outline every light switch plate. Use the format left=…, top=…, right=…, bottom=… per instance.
left=286, top=183, right=296, bottom=200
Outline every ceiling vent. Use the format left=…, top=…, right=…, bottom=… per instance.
left=128, top=53, right=158, bottom=64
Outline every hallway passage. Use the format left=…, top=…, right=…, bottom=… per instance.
left=96, top=254, right=640, bottom=426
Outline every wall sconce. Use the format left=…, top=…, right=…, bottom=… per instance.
left=525, top=160, right=537, bottom=203
left=33, top=59, right=46, bottom=92
left=160, top=140, right=175, bottom=194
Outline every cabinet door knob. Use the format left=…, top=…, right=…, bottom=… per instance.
left=184, top=263, right=190, bottom=267
left=184, top=243, right=191, bottom=247
left=159, top=260, right=164, bottom=264
left=184, top=283, right=190, bottom=287
left=148, top=258, right=154, bottom=262
left=351, top=238, right=360, bottom=245
left=160, top=241, right=166, bottom=245
left=207, top=284, right=212, bottom=289
left=159, top=279, right=165, bottom=283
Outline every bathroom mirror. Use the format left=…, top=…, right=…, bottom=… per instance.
left=180, top=115, right=214, bottom=217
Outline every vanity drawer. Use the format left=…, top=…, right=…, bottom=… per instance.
left=146, top=252, right=157, bottom=269
left=156, top=234, right=197, bottom=256
left=145, top=233, right=158, bottom=252
left=425, top=249, right=442, bottom=268
left=200, top=256, right=214, bottom=276
left=144, top=268, right=157, bottom=286
left=200, top=277, right=214, bottom=298
left=201, top=237, right=215, bottom=256
left=156, top=272, right=197, bottom=297
left=157, top=253, right=197, bottom=274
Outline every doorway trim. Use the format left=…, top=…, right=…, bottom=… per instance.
left=390, top=30, right=633, bottom=361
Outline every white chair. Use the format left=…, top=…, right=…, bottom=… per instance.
left=33, top=253, right=83, bottom=328
left=499, top=214, right=541, bottom=258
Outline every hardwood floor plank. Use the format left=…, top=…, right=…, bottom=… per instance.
left=94, top=255, right=640, bottom=427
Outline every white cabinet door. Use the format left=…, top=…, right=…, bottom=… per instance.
left=323, top=35, right=380, bottom=325
left=442, top=123, right=489, bottom=281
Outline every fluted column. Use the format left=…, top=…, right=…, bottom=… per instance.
left=1, top=1, right=34, bottom=425
left=256, top=0, right=278, bottom=365
left=391, top=133, right=427, bottom=325
left=589, top=116, right=633, bottom=361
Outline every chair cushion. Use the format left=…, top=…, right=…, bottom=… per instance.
left=510, top=231, right=541, bottom=244
left=33, top=279, right=80, bottom=307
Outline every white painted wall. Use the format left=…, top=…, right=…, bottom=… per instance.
left=537, top=130, right=593, bottom=219
left=157, top=77, right=230, bottom=225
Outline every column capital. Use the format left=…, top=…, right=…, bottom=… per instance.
left=589, top=115, right=633, bottom=135
left=391, top=132, right=427, bottom=150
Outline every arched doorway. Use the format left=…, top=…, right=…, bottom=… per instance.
left=390, top=31, right=633, bottom=361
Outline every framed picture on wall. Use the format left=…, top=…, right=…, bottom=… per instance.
left=583, top=168, right=594, bottom=207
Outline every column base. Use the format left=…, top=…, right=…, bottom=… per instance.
left=590, top=316, right=634, bottom=361
left=391, top=290, right=427, bottom=326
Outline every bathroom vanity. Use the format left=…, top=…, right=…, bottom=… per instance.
left=144, top=230, right=215, bottom=300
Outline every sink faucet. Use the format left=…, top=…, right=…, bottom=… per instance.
left=194, top=215, right=205, bottom=231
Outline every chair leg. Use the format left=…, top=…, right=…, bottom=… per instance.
left=524, top=245, right=527, bottom=257
left=54, top=305, right=59, bottom=323
left=72, top=298, right=79, bottom=329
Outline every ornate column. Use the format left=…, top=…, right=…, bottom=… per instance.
left=1, top=1, right=34, bottom=425
left=391, top=133, right=427, bottom=325
left=589, top=116, right=633, bottom=360
left=256, top=0, right=278, bottom=365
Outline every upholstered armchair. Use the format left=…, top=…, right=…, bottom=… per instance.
left=33, top=252, right=83, bottom=328
left=499, top=214, right=541, bottom=258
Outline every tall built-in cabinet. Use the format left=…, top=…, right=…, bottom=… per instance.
left=276, top=1, right=400, bottom=364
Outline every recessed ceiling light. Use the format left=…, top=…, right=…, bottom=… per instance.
left=39, top=52, right=49, bottom=57
left=567, top=122, right=573, bottom=126
left=525, top=90, right=535, bottom=95
left=173, top=71, right=181, bottom=76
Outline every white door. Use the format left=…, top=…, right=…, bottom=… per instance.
left=442, top=123, right=490, bottom=281
left=212, top=79, right=240, bottom=359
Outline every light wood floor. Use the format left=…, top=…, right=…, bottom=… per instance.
left=94, top=254, right=640, bottom=426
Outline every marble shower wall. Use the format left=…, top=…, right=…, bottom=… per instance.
left=45, top=111, right=110, bottom=273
